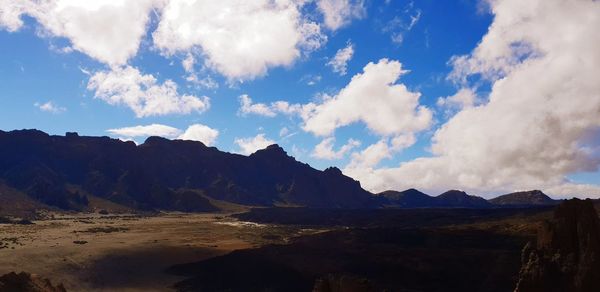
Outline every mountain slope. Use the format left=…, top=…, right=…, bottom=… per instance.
left=378, top=188, right=437, bottom=208
left=0, top=129, right=376, bottom=211
left=435, top=190, right=492, bottom=208
left=489, top=190, right=558, bottom=206
left=378, top=189, right=492, bottom=208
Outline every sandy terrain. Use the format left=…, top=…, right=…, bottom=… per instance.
left=0, top=212, right=313, bottom=291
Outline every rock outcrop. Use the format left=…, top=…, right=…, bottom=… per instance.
left=514, top=199, right=600, bottom=292
left=0, top=272, right=66, bottom=292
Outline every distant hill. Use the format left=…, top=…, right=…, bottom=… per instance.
left=378, top=188, right=437, bottom=208
left=378, top=189, right=491, bottom=208
left=436, top=190, right=492, bottom=208
left=489, top=190, right=558, bottom=206
left=0, top=129, right=376, bottom=211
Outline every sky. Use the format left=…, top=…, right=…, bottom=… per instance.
left=0, top=0, right=599, bottom=199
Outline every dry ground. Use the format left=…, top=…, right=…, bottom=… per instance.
left=0, top=212, right=318, bottom=291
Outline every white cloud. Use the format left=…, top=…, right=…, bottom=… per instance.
left=381, top=5, right=421, bottom=45
left=346, top=0, right=600, bottom=198
left=436, top=87, right=477, bottom=110
left=300, top=74, right=322, bottom=86
left=34, top=101, right=66, bottom=114
left=238, top=94, right=306, bottom=118
left=177, top=124, right=219, bottom=146
left=317, top=0, right=366, bottom=31
left=107, top=123, right=219, bottom=146
left=182, top=53, right=219, bottom=89
left=279, top=127, right=290, bottom=137
left=311, top=137, right=360, bottom=160
left=182, top=53, right=195, bottom=73
left=347, top=139, right=392, bottom=169
left=302, top=59, right=433, bottom=137
left=153, top=0, right=326, bottom=81
left=88, top=66, right=210, bottom=118
left=327, top=42, right=354, bottom=75
left=107, top=124, right=182, bottom=138
left=0, top=0, right=158, bottom=66
left=343, top=134, right=416, bottom=186
left=238, top=94, right=276, bottom=117
left=234, top=133, right=276, bottom=155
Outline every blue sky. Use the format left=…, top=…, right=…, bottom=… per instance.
left=1, top=0, right=599, bottom=198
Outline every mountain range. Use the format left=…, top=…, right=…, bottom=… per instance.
left=0, top=129, right=562, bottom=212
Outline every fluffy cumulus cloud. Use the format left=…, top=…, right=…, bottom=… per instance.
left=107, top=123, right=219, bottom=146
left=88, top=66, right=210, bottom=118
left=234, top=133, right=276, bottom=155
left=237, top=59, right=432, bottom=152
left=238, top=94, right=304, bottom=117
left=327, top=42, right=354, bottom=75
left=346, top=0, right=600, bottom=198
left=1, top=0, right=333, bottom=81
left=302, top=59, right=432, bottom=137
left=311, top=137, right=360, bottom=160
left=107, top=124, right=182, bottom=138
left=0, top=0, right=158, bottom=66
left=436, top=87, right=477, bottom=111
left=153, top=0, right=326, bottom=81
left=34, top=101, right=66, bottom=114
left=177, top=124, right=219, bottom=146
left=317, top=0, right=366, bottom=31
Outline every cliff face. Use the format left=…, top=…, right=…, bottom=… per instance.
left=0, top=130, right=376, bottom=210
left=515, top=199, right=600, bottom=292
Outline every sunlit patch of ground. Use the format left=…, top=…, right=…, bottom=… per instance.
left=0, top=212, right=324, bottom=291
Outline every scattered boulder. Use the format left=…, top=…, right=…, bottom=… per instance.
left=0, top=272, right=66, bottom=292
left=514, top=199, right=600, bottom=292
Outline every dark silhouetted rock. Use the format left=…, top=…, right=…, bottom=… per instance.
left=0, top=272, right=66, bottom=292
left=378, top=188, right=437, bottom=208
left=489, top=190, right=558, bottom=207
left=514, top=199, right=600, bottom=292
left=435, top=190, right=492, bottom=208
left=312, top=274, right=375, bottom=292
left=0, top=129, right=376, bottom=210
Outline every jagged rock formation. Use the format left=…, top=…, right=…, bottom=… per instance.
left=0, top=129, right=375, bottom=210
left=0, top=272, right=66, bottom=292
left=514, top=199, right=600, bottom=292
left=489, top=190, right=558, bottom=206
left=312, top=274, right=375, bottom=292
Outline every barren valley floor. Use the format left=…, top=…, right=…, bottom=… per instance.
left=0, top=212, right=316, bottom=291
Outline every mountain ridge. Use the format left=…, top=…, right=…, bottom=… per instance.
left=0, top=129, right=575, bottom=212
left=0, top=129, right=376, bottom=211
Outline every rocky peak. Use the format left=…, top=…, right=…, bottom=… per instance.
left=323, top=166, right=343, bottom=176
left=514, top=199, right=600, bottom=292
left=438, top=190, right=468, bottom=198
left=250, top=144, right=292, bottom=160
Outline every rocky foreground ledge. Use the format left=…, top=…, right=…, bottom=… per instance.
left=515, top=198, right=600, bottom=292
left=0, top=272, right=66, bottom=292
